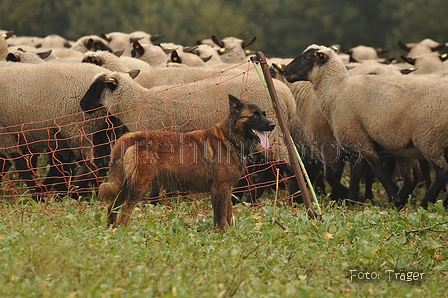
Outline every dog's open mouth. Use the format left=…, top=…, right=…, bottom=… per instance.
left=252, top=129, right=270, bottom=150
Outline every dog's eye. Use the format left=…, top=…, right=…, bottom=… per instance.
left=252, top=113, right=259, bottom=119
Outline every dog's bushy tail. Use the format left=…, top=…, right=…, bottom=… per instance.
left=98, top=132, right=140, bottom=202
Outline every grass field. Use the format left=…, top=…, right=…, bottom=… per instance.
left=0, top=192, right=447, bottom=297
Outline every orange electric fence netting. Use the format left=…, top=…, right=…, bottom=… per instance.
left=0, top=60, right=300, bottom=205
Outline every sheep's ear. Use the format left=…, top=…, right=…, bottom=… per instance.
left=381, top=57, right=395, bottom=65
left=431, top=43, right=446, bottom=52
left=201, top=55, right=212, bottom=63
left=270, top=63, right=285, bottom=78
left=316, top=50, right=329, bottom=64
left=217, top=47, right=227, bottom=55
left=398, top=41, right=410, bottom=52
left=330, top=44, right=340, bottom=53
left=171, top=50, right=182, bottom=63
left=345, top=65, right=356, bottom=71
left=127, top=70, right=140, bottom=79
left=37, top=49, right=52, bottom=59
left=101, top=33, right=112, bottom=42
left=211, top=35, right=224, bottom=48
left=228, top=94, right=244, bottom=111
left=113, top=49, right=125, bottom=57
left=376, top=47, right=389, bottom=55
left=439, top=53, right=448, bottom=62
left=130, top=36, right=143, bottom=43
left=401, top=55, right=416, bottom=65
left=84, top=38, right=94, bottom=50
left=242, top=36, right=256, bottom=48
left=104, top=76, right=118, bottom=90
left=132, top=41, right=144, bottom=56
left=183, top=45, right=199, bottom=53
left=158, top=45, right=175, bottom=54
left=150, top=33, right=165, bottom=42
left=401, top=67, right=417, bottom=75
left=1, top=31, right=14, bottom=39
left=272, top=63, right=285, bottom=73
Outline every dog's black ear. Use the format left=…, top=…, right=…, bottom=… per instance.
left=228, top=94, right=244, bottom=111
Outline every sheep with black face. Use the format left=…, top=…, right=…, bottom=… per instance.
left=283, top=44, right=448, bottom=209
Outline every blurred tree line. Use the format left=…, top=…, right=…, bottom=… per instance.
left=1, top=0, right=447, bottom=58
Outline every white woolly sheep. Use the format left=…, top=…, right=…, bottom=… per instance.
left=82, top=50, right=152, bottom=72
left=35, top=34, right=72, bottom=49
left=209, top=35, right=256, bottom=63
left=45, top=48, right=89, bottom=62
left=71, top=35, right=112, bottom=53
left=270, top=63, right=355, bottom=200
left=128, top=31, right=164, bottom=45
left=191, top=44, right=223, bottom=66
left=101, top=32, right=145, bottom=57
left=284, top=44, right=448, bottom=209
left=344, top=45, right=389, bottom=62
left=5, top=49, right=52, bottom=63
left=401, top=52, right=448, bottom=75
left=168, top=47, right=208, bottom=67
left=346, top=60, right=413, bottom=76
left=81, top=49, right=264, bottom=91
left=398, top=38, right=448, bottom=58
left=0, top=62, right=110, bottom=200
left=130, top=41, right=170, bottom=67
left=79, top=70, right=295, bottom=159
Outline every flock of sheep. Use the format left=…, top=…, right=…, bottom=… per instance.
left=1, top=29, right=448, bottom=210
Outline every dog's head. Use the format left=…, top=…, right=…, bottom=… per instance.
left=228, top=94, right=275, bottom=150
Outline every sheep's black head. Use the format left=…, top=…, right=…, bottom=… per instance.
left=80, top=71, right=140, bottom=113
left=84, top=38, right=113, bottom=52
left=6, top=53, right=20, bottom=62
left=131, top=41, right=144, bottom=58
left=80, top=73, right=118, bottom=113
left=283, top=47, right=329, bottom=83
left=82, top=55, right=104, bottom=66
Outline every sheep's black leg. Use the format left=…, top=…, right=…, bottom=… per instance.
left=362, top=163, right=374, bottom=200
left=348, top=159, right=367, bottom=202
left=41, top=152, right=75, bottom=194
left=363, top=156, right=401, bottom=208
left=396, top=158, right=421, bottom=204
left=10, top=153, right=45, bottom=202
left=325, top=164, right=349, bottom=201
left=246, top=163, right=271, bottom=204
left=420, top=162, right=448, bottom=209
left=71, top=160, right=99, bottom=200
left=418, top=159, right=432, bottom=189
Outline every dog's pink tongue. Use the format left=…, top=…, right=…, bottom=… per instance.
left=255, top=130, right=270, bottom=149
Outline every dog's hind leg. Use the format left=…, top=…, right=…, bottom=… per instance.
left=117, top=174, right=153, bottom=226
left=107, top=191, right=126, bottom=227
left=118, top=200, right=139, bottom=226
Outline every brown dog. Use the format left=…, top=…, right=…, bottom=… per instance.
left=99, top=94, right=276, bottom=229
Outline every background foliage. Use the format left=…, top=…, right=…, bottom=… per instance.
left=1, top=0, right=448, bottom=57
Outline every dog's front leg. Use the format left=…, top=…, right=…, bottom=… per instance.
left=211, top=184, right=233, bottom=230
